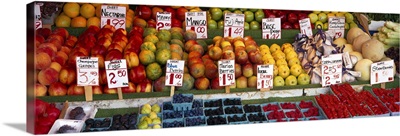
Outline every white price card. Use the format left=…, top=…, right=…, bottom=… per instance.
left=321, top=54, right=343, bottom=87
left=262, top=18, right=281, bottom=39
left=156, top=12, right=172, bottom=31
left=370, top=60, right=395, bottom=85
left=218, top=60, right=235, bottom=86
left=328, top=17, right=345, bottom=38
left=224, top=13, right=245, bottom=38
left=165, top=60, right=185, bottom=86
left=34, top=4, right=42, bottom=30
left=101, top=5, right=126, bottom=29
left=299, top=18, right=313, bottom=37
left=185, top=11, right=207, bottom=39
left=105, top=59, right=129, bottom=88
left=257, top=65, right=274, bottom=89
left=76, top=57, right=99, bottom=86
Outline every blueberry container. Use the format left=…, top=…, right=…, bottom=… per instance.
left=163, top=101, right=174, bottom=111
left=204, top=107, right=225, bottom=116
left=296, top=100, right=317, bottom=109
left=206, top=115, right=227, bottom=126
left=162, top=118, right=184, bottom=128
left=184, top=116, right=206, bottom=127
left=246, top=113, right=268, bottom=124
left=172, top=94, right=194, bottom=111
left=224, top=105, right=244, bottom=115
left=222, top=98, right=242, bottom=106
left=261, top=102, right=282, bottom=112
left=162, top=110, right=183, bottom=120
left=184, top=108, right=205, bottom=117
left=203, top=99, right=223, bottom=108
left=226, top=114, right=249, bottom=125
left=265, top=110, right=287, bottom=121
left=192, top=99, right=204, bottom=108
left=81, top=117, right=112, bottom=132
left=279, top=102, right=299, bottom=110
left=301, top=108, right=322, bottom=118
left=243, top=104, right=262, bottom=113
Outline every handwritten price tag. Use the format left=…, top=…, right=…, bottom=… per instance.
left=262, top=18, right=281, bottom=39
left=76, top=57, right=99, bottom=86
left=218, top=60, right=235, bottom=86
left=224, top=13, right=245, bottom=38
left=156, top=12, right=172, bottom=31
left=101, top=5, right=126, bottom=29
left=257, top=65, right=274, bottom=89
left=105, top=59, right=129, bottom=88
left=299, top=18, right=313, bottom=37
left=321, top=54, right=343, bottom=87
left=370, top=60, right=394, bottom=85
left=185, top=11, right=207, bottom=39
left=165, top=60, right=185, bottom=86
left=328, top=17, right=345, bottom=38
left=34, top=4, right=42, bottom=30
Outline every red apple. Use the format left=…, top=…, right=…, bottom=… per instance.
left=35, top=83, right=47, bottom=96
left=37, top=46, right=56, bottom=58
left=67, top=84, right=84, bottom=95
left=202, top=54, right=211, bottom=62
left=47, top=34, right=64, bottom=46
left=112, top=36, right=128, bottom=49
left=59, top=67, right=77, bottom=85
left=136, top=79, right=152, bottom=93
left=97, top=37, right=112, bottom=49
left=245, top=44, right=258, bottom=53
left=129, top=65, right=147, bottom=84
left=163, top=6, right=176, bottom=19
left=37, top=67, right=59, bottom=85
left=147, top=19, right=157, bottom=28
left=282, top=22, right=293, bottom=29
left=91, top=45, right=107, bottom=56
left=242, top=63, right=254, bottom=78
left=248, top=50, right=263, bottom=64
left=235, top=49, right=248, bottom=65
left=121, top=82, right=136, bottom=93
left=67, top=35, right=78, bottom=43
left=124, top=51, right=139, bottom=69
left=205, top=63, right=218, bottom=80
left=184, top=40, right=198, bottom=52
left=188, top=51, right=202, bottom=60
left=243, top=36, right=254, bottom=43
left=293, top=22, right=300, bottom=29
left=151, top=6, right=164, bottom=20
left=103, top=85, right=118, bottom=94
left=137, top=5, right=152, bottom=20
left=222, top=50, right=235, bottom=60
left=73, top=46, right=90, bottom=56
left=297, top=13, right=308, bottom=20
left=171, top=18, right=182, bottom=28
left=188, top=57, right=203, bottom=68
left=92, top=85, right=103, bottom=94
left=36, top=28, right=51, bottom=38
left=235, top=63, right=242, bottom=78
left=130, top=26, right=144, bottom=36
left=287, top=13, right=298, bottom=24
left=195, top=77, right=210, bottom=90
left=52, top=28, right=69, bottom=39
left=105, top=49, right=123, bottom=61
left=176, top=7, right=188, bottom=21
left=99, top=69, right=107, bottom=85
left=63, top=40, right=76, bottom=48
left=114, top=28, right=127, bottom=36
left=211, top=78, right=224, bottom=89
left=107, top=43, right=124, bottom=53
left=35, top=52, right=52, bottom=70
left=67, top=51, right=85, bottom=67
left=60, top=46, right=72, bottom=55
left=36, top=35, right=45, bottom=44
left=48, top=82, right=67, bottom=96
left=189, top=44, right=205, bottom=55
left=208, top=46, right=223, bottom=61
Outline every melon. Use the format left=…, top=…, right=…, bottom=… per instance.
left=346, top=27, right=365, bottom=44
left=354, top=59, right=373, bottom=81
left=361, top=39, right=385, bottom=62
left=352, top=33, right=371, bottom=52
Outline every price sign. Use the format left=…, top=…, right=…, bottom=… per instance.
left=165, top=60, right=185, bottom=86
left=218, top=60, right=235, bottom=86
left=321, top=54, right=343, bottom=87
left=224, top=13, right=245, bottom=38
left=299, top=18, right=313, bottom=37
left=262, top=18, right=281, bottom=39
left=76, top=57, right=99, bottom=86
left=370, top=60, right=394, bottom=85
left=34, top=4, right=42, bottom=30
left=105, top=59, right=129, bottom=88
left=328, top=17, right=345, bottom=38
left=156, top=12, right=172, bottom=31
left=185, top=11, right=207, bottom=39
left=257, top=65, right=274, bottom=89
left=101, top=5, right=126, bottom=29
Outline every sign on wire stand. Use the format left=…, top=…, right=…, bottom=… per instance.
left=105, top=59, right=129, bottom=100
left=224, top=13, right=245, bottom=38
left=321, top=54, right=343, bottom=87
left=165, top=60, right=185, bottom=96
left=257, top=65, right=274, bottom=91
left=218, top=60, right=235, bottom=93
left=101, top=5, right=126, bottom=29
left=156, top=12, right=172, bottom=31
left=370, top=60, right=394, bottom=86
left=76, top=57, right=99, bottom=101
left=185, top=11, right=207, bottom=39
left=299, top=18, right=313, bottom=37
left=327, top=17, right=345, bottom=39
left=262, top=18, right=281, bottom=39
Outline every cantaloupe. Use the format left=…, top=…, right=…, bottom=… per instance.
left=361, top=39, right=385, bottom=62
left=354, top=59, right=373, bottom=81
left=352, top=33, right=371, bottom=52
left=346, top=27, right=365, bottom=44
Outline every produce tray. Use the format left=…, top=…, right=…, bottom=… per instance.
left=223, top=105, right=244, bottom=115
left=204, top=107, right=225, bottom=116
left=313, top=96, right=346, bottom=120
left=301, top=108, right=325, bottom=118
left=363, top=87, right=397, bottom=116
left=203, top=99, right=223, bottom=108
left=184, top=108, right=205, bottom=117
left=63, top=105, right=98, bottom=121
left=192, top=99, right=204, bottom=109
left=287, top=118, right=305, bottom=122
left=243, top=104, right=263, bottom=113
left=222, top=98, right=242, bottom=106
left=163, top=101, right=174, bottom=111
left=295, top=100, right=318, bottom=109
left=350, top=104, right=376, bottom=118
left=162, top=110, right=183, bottom=120
left=81, top=117, right=112, bottom=132
left=261, top=102, right=282, bottom=113
left=162, top=118, right=184, bottom=128
left=172, top=94, right=194, bottom=111
left=305, top=116, right=326, bottom=121
left=246, top=112, right=268, bottom=124
left=226, top=114, right=249, bottom=125
left=279, top=102, right=299, bottom=110
left=283, top=109, right=305, bottom=120
left=206, top=115, right=227, bottom=126
left=184, top=116, right=207, bottom=127
left=139, top=104, right=163, bottom=115
left=48, top=119, right=85, bottom=134
left=264, top=110, right=288, bottom=122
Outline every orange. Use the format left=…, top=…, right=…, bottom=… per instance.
left=63, top=3, right=80, bottom=18
left=95, top=5, right=102, bottom=18
left=80, top=4, right=95, bottom=18
left=87, top=17, right=100, bottom=27
left=55, top=14, right=71, bottom=27
left=127, top=9, right=134, bottom=16
left=71, top=16, right=87, bottom=27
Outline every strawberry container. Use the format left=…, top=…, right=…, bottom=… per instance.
left=314, top=96, right=352, bottom=119
left=287, top=118, right=305, bottom=122
left=279, top=102, right=298, bottom=110
left=204, top=107, right=225, bottom=116
left=246, top=112, right=268, bottom=124
left=283, top=109, right=305, bottom=120
left=162, top=118, right=184, bottom=128
left=192, top=99, right=204, bottom=109
left=222, top=98, right=242, bottom=106
left=223, top=105, right=244, bottom=115
left=243, top=104, right=262, bottom=113
left=203, top=99, right=223, bottom=108
left=172, top=94, right=194, bottom=111
left=184, top=107, right=205, bottom=117
left=301, top=108, right=323, bottom=118
left=162, top=110, right=183, bottom=120
left=296, top=100, right=318, bottom=109
left=206, top=115, right=227, bottom=126
left=261, top=102, right=282, bottom=112
left=305, top=116, right=326, bottom=121
left=48, top=119, right=85, bottom=134
left=81, top=117, right=112, bottom=132
left=184, top=116, right=206, bottom=127
left=264, top=110, right=287, bottom=122
left=226, top=114, right=249, bottom=125
left=362, top=87, right=395, bottom=116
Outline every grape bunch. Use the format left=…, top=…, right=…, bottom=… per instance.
left=223, top=99, right=241, bottom=106
left=192, top=100, right=203, bottom=108
left=204, top=107, right=224, bottom=116
left=185, top=117, right=206, bottom=126
left=384, top=47, right=399, bottom=73
left=224, top=106, right=243, bottom=114
left=184, top=108, right=204, bottom=117
left=227, top=114, right=247, bottom=123
left=243, top=104, right=262, bottom=113
left=163, top=102, right=173, bottom=111
left=173, top=94, right=193, bottom=103
left=69, top=107, right=86, bottom=120
left=204, top=99, right=223, bottom=107
left=206, top=116, right=227, bottom=125
left=247, top=112, right=268, bottom=122
left=163, top=111, right=183, bottom=119
left=56, top=125, right=76, bottom=133
left=163, top=120, right=184, bottom=128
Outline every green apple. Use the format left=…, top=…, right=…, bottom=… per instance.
left=273, top=76, right=285, bottom=87
left=249, top=8, right=259, bottom=12
left=210, top=8, right=223, bottom=21
left=297, top=73, right=310, bottom=85
left=244, top=22, right=250, bottom=30
left=151, top=104, right=161, bottom=113
left=234, top=10, right=243, bottom=14
left=249, top=21, right=260, bottom=30
left=315, top=21, right=323, bottom=29
left=208, top=19, right=218, bottom=29
left=244, top=11, right=254, bottom=23
left=308, top=13, right=318, bottom=23
left=318, top=13, right=328, bottom=23
left=138, top=121, right=148, bottom=129
left=278, top=65, right=290, bottom=79
left=290, top=64, right=303, bottom=77
left=217, top=20, right=224, bottom=29
left=254, top=10, right=265, bottom=23
left=141, top=106, right=151, bottom=114
left=344, top=13, right=354, bottom=23
left=285, top=75, right=297, bottom=86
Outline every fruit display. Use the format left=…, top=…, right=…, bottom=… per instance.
left=247, top=113, right=267, bottom=123
left=315, top=94, right=352, bottom=119
left=372, top=87, right=400, bottom=113
left=243, top=104, right=262, bottom=113
left=34, top=99, right=61, bottom=134
left=262, top=10, right=312, bottom=29
left=308, top=11, right=357, bottom=29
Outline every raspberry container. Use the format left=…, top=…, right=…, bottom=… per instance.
left=296, top=100, right=318, bottom=109
left=265, top=110, right=287, bottom=122
left=261, top=102, right=282, bottom=112
left=283, top=109, right=305, bottom=120
left=222, top=98, right=242, bottom=106
left=278, top=102, right=299, bottom=110
left=226, top=114, right=249, bottom=125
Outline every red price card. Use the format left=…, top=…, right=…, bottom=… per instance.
left=105, top=59, right=129, bottom=88
left=328, top=17, right=345, bottom=38
left=224, top=13, right=245, bottom=38
left=299, top=18, right=313, bottom=37
left=218, top=60, right=235, bottom=86
left=165, top=60, right=185, bottom=86
left=321, top=54, right=343, bottom=87
left=370, top=60, right=395, bottom=85
left=262, top=18, right=281, bottom=39
left=156, top=12, right=172, bottom=31
left=185, top=11, right=207, bottom=39
left=257, top=65, right=274, bottom=89
left=76, top=57, right=99, bottom=86
left=35, top=4, right=42, bottom=30
left=101, top=5, right=126, bottom=29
